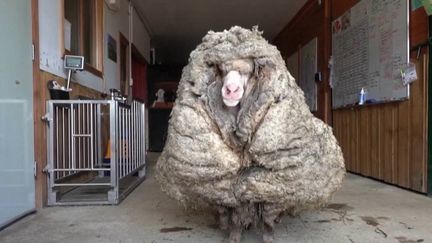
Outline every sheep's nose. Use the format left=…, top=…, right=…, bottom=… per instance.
left=225, top=84, right=240, bottom=95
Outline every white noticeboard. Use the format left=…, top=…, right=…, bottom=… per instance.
left=331, top=0, right=409, bottom=108
left=299, top=38, right=318, bottom=111
left=286, top=51, right=299, bottom=81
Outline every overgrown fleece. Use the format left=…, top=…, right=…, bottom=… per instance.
left=156, top=26, right=345, bottom=233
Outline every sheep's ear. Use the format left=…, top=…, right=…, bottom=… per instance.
left=254, top=58, right=276, bottom=79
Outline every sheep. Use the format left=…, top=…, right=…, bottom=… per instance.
left=156, top=26, right=346, bottom=243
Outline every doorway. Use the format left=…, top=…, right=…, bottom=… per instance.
left=132, top=45, right=148, bottom=104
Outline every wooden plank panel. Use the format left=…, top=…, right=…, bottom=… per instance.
left=334, top=110, right=345, bottom=170
left=334, top=110, right=351, bottom=171
left=346, top=110, right=354, bottom=171
left=380, top=104, right=396, bottom=183
left=333, top=110, right=348, bottom=169
left=396, top=99, right=411, bottom=188
left=336, top=110, right=345, bottom=167
left=344, top=110, right=353, bottom=171
left=32, top=0, right=45, bottom=209
left=358, top=107, right=370, bottom=175
left=409, top=55, right=428, bottom=192
left=343, top=111, right=351, bottom=170
left=391, top=105, right=398, bottom=184
left=333, top=85, right=428, bottom=193
left=369, top=105, right=380, bottom=179
left=343, top=109, right=354, bottom=172
left=352, top=109, right=360, bottom=172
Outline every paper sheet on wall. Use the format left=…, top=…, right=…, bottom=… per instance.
left=331, top=0, right=409, bottom=108
left=64, top=19, right=71, bottom=51
left=286, top=52, right=299, bottom=81
left=299, top=38, right=318, bottom=111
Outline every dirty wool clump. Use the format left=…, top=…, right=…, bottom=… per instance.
left=156, top=26, right=345, bottom=243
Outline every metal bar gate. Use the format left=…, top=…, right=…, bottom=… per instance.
left=45, top=100, right=146, bottom=205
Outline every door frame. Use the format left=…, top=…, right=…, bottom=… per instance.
left=428, top=15, right=432, bottom=195
left=32, top=0, right=46, bottom=208
left=131, top=44, right=148, bottom=104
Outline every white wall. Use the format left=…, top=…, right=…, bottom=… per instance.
left=39, top=0, right=151, bottom=93
left=39, top=0, right=68, bottom=79
left=133, top=8, right=151, bottom=62
left=104, top=0, right=130, bottom=91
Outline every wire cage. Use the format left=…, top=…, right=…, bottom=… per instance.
left=45, top=100, right=146, bottom=205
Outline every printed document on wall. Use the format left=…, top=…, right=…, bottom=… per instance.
left=299, top=38, right=318, bottom=111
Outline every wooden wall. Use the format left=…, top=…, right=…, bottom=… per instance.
left=333, top=55, right=428, bottom=192
left=33, top=70, right=104, bottom=207
left=274, top=0, right=332, bottom=123
left=275, top=0, right=429, bottom=193
left=332, top=1, right=429, bottom=193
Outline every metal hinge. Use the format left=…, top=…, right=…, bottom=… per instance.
left=41, top=113, right=52, bottom=123
left=32, top=43, right=35, bottom=61
left=34, top=161, right=37, bottom=177
left=43, top=164, right=50, bottom=173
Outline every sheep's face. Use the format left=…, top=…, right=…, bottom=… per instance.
left=221, top=70, right=246, bottom=107
left=220, top=59, right=253, bottom=107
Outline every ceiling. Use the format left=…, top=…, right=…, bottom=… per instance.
left=134, top=0, right=307, bottom=66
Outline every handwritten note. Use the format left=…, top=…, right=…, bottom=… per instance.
left=332, top=0, right=408, bottom=108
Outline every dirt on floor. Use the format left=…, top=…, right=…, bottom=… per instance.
left=0, top=153, right=431, bottom=243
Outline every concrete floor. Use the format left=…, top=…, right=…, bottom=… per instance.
left=1, top=153, right=431, bottom=243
